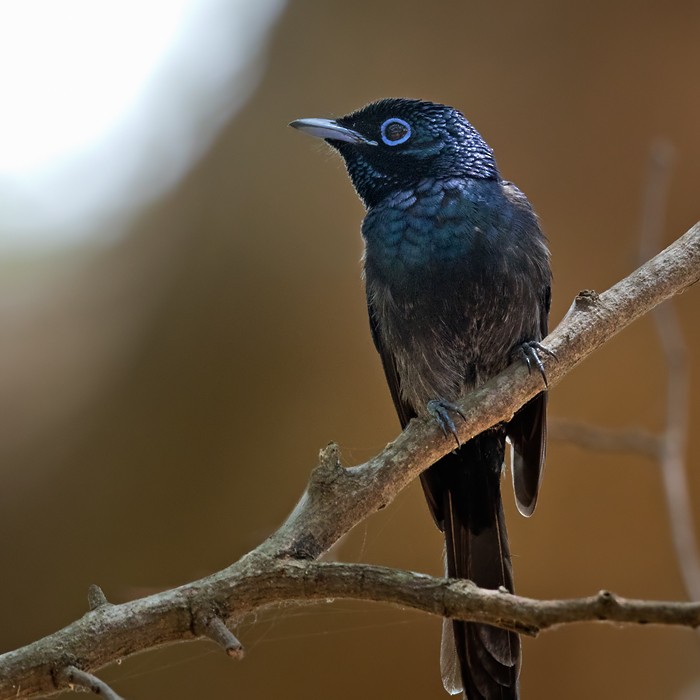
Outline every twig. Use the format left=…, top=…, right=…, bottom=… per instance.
left=255, top=561, right=700, bottom=635
left=0, top=222, right=698, bottom=699
left=549, top=418, right=661, bottom=458
left=194, top=614, right=244, bottom=659
left=62, top=666, right=123, bottom=700
left=87, top=585, right=111, bottom=611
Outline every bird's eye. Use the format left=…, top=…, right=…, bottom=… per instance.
left=380, top=118, right=411, bottom=146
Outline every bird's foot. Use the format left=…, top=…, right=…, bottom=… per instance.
left=427, top=399, right=466, bottom=447
left=514, top=341, right=556, bottom=387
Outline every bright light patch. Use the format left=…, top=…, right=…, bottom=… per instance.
left=0, top=0, right=285, bottom=248
left=0, top=0, right=189, bottom=173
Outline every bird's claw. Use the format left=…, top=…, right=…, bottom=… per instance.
left=427, top=399, right=466, bottom=447
left=515, top=341, right=555, bottom=387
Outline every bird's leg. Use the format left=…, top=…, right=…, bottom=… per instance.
left=514, top=341, right=556, bottom=387
left=427, top=399, right=466, bottom=447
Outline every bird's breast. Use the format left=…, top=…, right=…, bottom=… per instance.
left=363, top=181, right=477, bottom=279
left=363, top=180, right=515, bottom=295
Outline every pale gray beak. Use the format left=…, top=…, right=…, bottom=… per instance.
left=289, top=118, right=377, bottom=146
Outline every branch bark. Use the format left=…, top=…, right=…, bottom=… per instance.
left=1, top=222, right=699, bottom=699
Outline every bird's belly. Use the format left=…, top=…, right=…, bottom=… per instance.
left=368, top=264, right=540, bottom=414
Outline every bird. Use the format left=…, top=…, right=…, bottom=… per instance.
left=290, top=98, right=551, bottom=699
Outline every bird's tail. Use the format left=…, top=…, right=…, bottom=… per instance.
left=426, top=431, right=520, bottom=699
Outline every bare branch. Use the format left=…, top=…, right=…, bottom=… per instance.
left=194, top=613, right=245, bottom=659
left=297, top=563, right=699, bottom=633
left=549, top=418, right=661, bottom=458
left=0, top=222, right=698, bottom=699
left=236, top=561, right=700, bottom=636
left=638, top=141, right=700, bottom=601
left=87, top=585, right=111, bottom=612
left=62, top=666, right=123, bottom=700
left=549, top=143, right=699, bottom=603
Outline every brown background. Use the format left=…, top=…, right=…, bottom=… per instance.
left=2, top=1, right=700, bottom=699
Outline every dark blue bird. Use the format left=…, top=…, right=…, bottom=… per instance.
left=291, top=98, right=551, bottom=699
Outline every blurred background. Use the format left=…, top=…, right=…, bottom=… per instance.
left=1, top=1, right=699, bottom=698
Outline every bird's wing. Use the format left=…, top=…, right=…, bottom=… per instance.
left=509, top=283, right=551, bottom=517
left=497, top=180, right=552, bottom=517
left=367, top=296, right=415, bottom=430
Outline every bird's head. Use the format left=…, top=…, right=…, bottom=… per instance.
left=290, top=98, right=499, bottom=207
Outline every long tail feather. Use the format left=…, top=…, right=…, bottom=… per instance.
left=423, top=430, right=520, bottom=699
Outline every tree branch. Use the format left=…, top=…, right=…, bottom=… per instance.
left=1, top=222, right=698, bottom=699
left=549, top=418, right=662, bottom=458
left=61, top=667, right=124, bottom=700
left=637, top=142, right=700, bottom=602
left=549, top=144, right=700, bottom=605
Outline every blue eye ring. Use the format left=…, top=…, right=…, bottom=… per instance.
left=380, top=117, right=411, bottom=146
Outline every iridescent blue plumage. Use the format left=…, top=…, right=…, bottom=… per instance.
left=291, top=98, right=552, bottom=700
left=363, top=175, right=549, bottom=413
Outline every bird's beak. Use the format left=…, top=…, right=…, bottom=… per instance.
left=289, top=118, right=377, bottom=146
